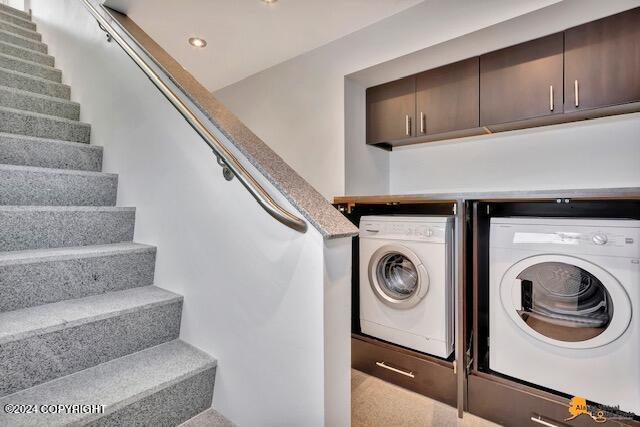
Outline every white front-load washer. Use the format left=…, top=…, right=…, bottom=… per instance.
left=490, top=217, right=640, bottom=413
left=359, top=215, right=454, bottom=358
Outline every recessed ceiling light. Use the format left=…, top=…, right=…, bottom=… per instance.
left=188, top=37, right=207, bottom=48
left=262, top=0, right=278, bottom=3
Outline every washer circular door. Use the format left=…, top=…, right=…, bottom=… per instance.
left=368, top=244, right=429, bottom=308
left=500, top=254, right=632, bottom=349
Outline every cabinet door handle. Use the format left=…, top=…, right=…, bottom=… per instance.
left=549, top=85, right=554, bottom=111
left=376, top=361, right=415, bottom=378
left=405, top=115, right=411, bottom=136
left=530, top=415, right=561, bottom=427
left=574, top=80, right=579, bottom=107
left=420, top=112, right=425, bottom=134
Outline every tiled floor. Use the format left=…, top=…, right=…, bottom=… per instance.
left=352, top=369, right=498, bottom=427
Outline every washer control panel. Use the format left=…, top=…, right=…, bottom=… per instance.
left=360, top=220, right=449, bottom=243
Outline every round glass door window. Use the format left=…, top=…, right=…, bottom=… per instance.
left=516, top=262, right=613, bottom=342
left=368, top=245, right=429, bottom=308
left=375, top=252, right=419, bottom=300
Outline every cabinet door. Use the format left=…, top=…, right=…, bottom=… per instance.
left=564, top=8, right=640, bottom=113
left=480, top=33, right=563, bottom=126
left=366, top=77, right=415, bottom=144
left=416, top=58, right=479, bottom=135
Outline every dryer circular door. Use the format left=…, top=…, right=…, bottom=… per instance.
left=500, top=254, right=632, bottom=349
left=368, top=244, right=429, bottom=309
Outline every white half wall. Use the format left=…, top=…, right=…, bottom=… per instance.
left=30, top=1, right=351, bottom=426
left=390, top=114, right=640, bottom=194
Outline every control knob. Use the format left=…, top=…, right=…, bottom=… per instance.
left=592, top=233, right=608, bottom=245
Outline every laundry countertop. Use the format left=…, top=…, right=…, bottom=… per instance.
left=334, top=187, right=640, bottom=207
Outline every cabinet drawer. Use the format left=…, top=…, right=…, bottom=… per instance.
left=468, top=374, right=635, bottom=427
left=352, top=335, right=456, bottom=407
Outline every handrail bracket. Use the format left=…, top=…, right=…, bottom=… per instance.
left=97, top=21, right=112, bottom=42
left=215, top=154, right=235, bottom=182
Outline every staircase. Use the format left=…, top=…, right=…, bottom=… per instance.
left=0, top=4, right=224, bottom=426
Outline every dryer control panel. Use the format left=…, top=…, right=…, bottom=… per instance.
left=490, top=218, right=640, bottom=258
left=512, top=230, right=631, bottom=247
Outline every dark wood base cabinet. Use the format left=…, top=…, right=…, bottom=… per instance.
left=351, top=335, right=457, bottom=408
left=468, top=374, right=640, bottom=427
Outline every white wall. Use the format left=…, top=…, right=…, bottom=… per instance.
left=215, top=0, right=566, bottom=200
left=216, top=0, right=640, bottom=199
left=30, top=1, right=351, bottom=426
left=103, top=0, right=422, bottom=92
left=390, top=114, right=640, bottom=194
left=1, top=0, right=25, bottom=11
left=344, top=78, right=389, bottom=195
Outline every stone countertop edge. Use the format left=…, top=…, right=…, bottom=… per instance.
left=334, top=187, right=640, bottom=204
left=104, top=8, right=357, bottom=240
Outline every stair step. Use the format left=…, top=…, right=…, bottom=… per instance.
left=0, top=68, right=69, bottom=99
left=0, top=29, right=46, bottom=53
left=0, top=164, right=117, bottom=206
left=0, top=40, right=53, bottom=66
left=0, top=286, right=183, bottom=398
left=0, top=206, right=135, bottom=251
left=0, top=19, right=40, bottom=41
left=0, top=4, right=30, bottom=21
left=181, top=408, right=235, bottom=427
left=0, top=243, right=156, bottom=312
left=0, top=340, right=216, bottom=426
left=0, top=132, right=101, bottom=171
left=0, top=107, right=89, bottom=143
left=0, top=86, right=79, bottom=120
left=0, top=53, right=60, bottom=81
left=0, top=10, right=35, bottom=32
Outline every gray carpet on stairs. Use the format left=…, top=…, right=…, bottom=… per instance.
left=0, top=5, right=219, bottom=425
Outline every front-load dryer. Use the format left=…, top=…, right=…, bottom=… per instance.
left=359, top=215, right=454, bottom=358
left=490, top=217, right=640, bottom=413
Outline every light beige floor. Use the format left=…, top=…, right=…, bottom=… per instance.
left=352, top=369, right=498, bottom=427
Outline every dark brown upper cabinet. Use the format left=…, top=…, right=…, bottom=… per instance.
left=365, top=7, right=639, bottom=149
left=564, top=8, right=640, bottom=113
left=366, top=76, right=416, bottom=145
left=416, top=58, right=479, bottom=136
left=480, top=33, right=564, bottom=126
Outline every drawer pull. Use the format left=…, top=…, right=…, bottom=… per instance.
left=375, top=361, right=415, bottom=378
left=531, top=415, right=561, bottom=427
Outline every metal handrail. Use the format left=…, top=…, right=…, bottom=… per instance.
left=80, top=0, right=308, bottom=233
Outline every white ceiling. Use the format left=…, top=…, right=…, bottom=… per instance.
left=104, top=0, right=423, bottom=91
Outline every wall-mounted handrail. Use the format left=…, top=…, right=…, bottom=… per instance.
left=80, top=0, right=308, bottom=233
